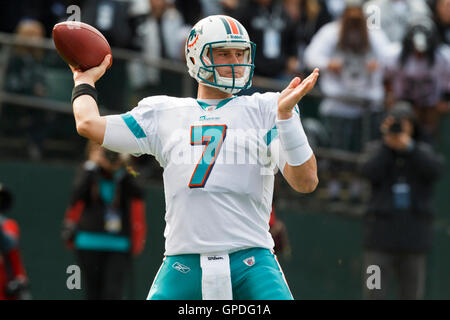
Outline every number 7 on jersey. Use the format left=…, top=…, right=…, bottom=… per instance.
left=189, top=125, right=227, bottom=188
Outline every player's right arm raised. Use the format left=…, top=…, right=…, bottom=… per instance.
left=70, top=54, right=111, bottom=144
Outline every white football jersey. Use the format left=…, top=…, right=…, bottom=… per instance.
left=103, top=92, right=304, bottom=255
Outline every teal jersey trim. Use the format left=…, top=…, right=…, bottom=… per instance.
left=74, top=231, right=130, bottom=252
left=121, top=114, right=147, bottom=138
left=197, top=100, right=210, bottom=110
left=264, top=125, right=278, bottom=146
left=217, top=97, right=236, bottom=109
left=196, top=97, right=236, bottom=110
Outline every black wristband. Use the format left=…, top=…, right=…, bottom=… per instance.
left=71, top=84, right=98, bottom=104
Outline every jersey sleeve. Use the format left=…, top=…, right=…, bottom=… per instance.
left=102, top=97, right=163, bottom=157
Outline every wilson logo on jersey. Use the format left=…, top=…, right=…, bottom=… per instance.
left=207, top=256, right=224, bottom=261
left=243, top=256, right=255, bottom=266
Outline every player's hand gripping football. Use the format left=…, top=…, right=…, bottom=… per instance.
left=70, top=54, right=112, bottom=87
left=278, top=68, right=319, bottom=120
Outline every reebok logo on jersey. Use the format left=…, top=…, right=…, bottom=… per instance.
left=172, top=262, right=191, bottom=274
left=243, top=256, right=255, bottom=266
left=207, top=256, right=224, bottom=261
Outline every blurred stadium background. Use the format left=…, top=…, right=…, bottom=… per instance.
left=0, top=0, right=449, bottom=299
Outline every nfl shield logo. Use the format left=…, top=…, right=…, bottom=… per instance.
left=243, top=256, right=255, bottom=267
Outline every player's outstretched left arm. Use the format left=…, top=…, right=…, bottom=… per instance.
left=277, top=68, right=319, bottom=193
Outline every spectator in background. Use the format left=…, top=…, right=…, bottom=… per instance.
left=0, top=0, right=40, bottom=34
left=384, top=19, right=450, bottom=141
left=283, top=0, right=332, bottom=76
left=128, top=0, right=188, bottom=99
left=429, top=0, right=450, bottom=46
left=323, top=0, right=347, bottom=20
left=305, top=0, right=390, bottom=152
left=174, top=0, right=245, bottom=27
left=237, top=0, right=298, bottom=79
left=304, top=0, right=390, bottom=201
left=22, top=0, right=84, bottom=37
left=175, top=0, right=204, bottom=26
left=0, top=184, right=31, bottom=300
left=363, top=0, right=431, bottom=45
left=81, top=0, right=137, bottom=111
left=429, top=0, right=450, bottom=106
left=360, top=102, right=444, bottom=300
left=62, top=142, right=147, bottom=300
left=5, top=20, right=47, bottom=97
left=82, top=0, right=136, bottom=49
left=198, top=0, right=242, bottom=18
left=0, top=0, right=84, bottom=37
left=3, top=19, right=51, bottom=160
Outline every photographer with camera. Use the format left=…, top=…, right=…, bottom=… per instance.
left=62, top=141, right=147, bottom=299
left=360, top=101, right=444, bottom=300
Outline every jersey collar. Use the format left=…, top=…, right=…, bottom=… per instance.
left=196, top=96, right=236, bottom=111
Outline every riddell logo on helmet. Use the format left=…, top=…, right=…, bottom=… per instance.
left=228, top=34, right=243, bottom=39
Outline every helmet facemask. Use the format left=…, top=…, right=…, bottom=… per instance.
left=198, top=41, right=255, bottom=94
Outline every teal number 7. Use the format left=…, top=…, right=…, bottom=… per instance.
left=189, top=124, right=227, bottom=188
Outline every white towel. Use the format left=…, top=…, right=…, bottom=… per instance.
left=200, top=253, right=232, bottom=300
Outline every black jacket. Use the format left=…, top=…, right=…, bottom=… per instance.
left=67, top=164, right=144, bottom=237
left=360, top=140, right=444, bottom=252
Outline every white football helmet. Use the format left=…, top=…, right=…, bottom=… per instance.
left=185, top=15, right=256, bottom=94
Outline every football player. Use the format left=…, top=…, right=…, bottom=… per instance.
left=69, top=15, right=319, bottom=300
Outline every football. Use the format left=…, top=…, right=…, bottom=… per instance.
left=52, top=21, right=113, bottom=71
